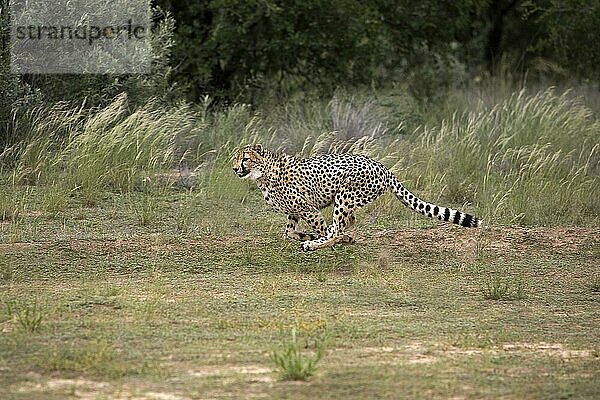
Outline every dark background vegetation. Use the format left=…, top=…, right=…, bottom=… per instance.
left=158, top=0, right=600, bottom=101
left=2, top=0, right=600, bottom=118
left=1, top=2, right=599, bottom=210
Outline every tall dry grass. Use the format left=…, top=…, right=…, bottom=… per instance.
left=402, top=88, right=599, bottom=225
left=1, top=86, right=598, bottom=227
left=226, top=87, right=599, bottom=226
left=4, top=94, right=199, bottom=192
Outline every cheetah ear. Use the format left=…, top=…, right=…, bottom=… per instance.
left=252, top=144, right=264, bottom=155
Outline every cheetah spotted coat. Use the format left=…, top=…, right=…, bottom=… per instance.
left=233, top=144, right=481, bottom=251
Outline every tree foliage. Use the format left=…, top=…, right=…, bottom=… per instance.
left=1, top=0, right=599, bottom=108
left=162, top=0, right=387, bottom=100
left=523, top=0, right=600, bottom=81
left=157, top=0, right=600, bottom=101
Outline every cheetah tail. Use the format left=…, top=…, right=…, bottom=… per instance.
left=389, top=176, right=482, bottom=228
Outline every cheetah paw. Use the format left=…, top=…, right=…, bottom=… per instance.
left=341, top=234, right=355, bottom=244
left=301, top=241, right=317, bottom=251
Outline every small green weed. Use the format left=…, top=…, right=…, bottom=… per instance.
left=133, top=195, right=159, bottom=226
left=238, top=241, right=256, bottom=267
left=0, top=190, right=22, bottom=222
left=481, top=276, right=525, bottom=301
left=0, top=262, right=14, bottom=282
left=13, top=300, right=45, bottom=333
left=175, top=194, right=198, bottom=233
left=1, top=300, right=14, bottom=323
left=271, top=328, right=325, bottom=381
left=138, top=299, right=164, bottom=321
left=41, top=185, right=69, bottom=217
left=315, top=269, right=328, bottom=283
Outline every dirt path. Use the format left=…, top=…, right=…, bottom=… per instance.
left=1, top=226, right=598, bottom=254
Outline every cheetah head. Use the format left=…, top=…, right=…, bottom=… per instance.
left=232, top=144, right=265, bottom=180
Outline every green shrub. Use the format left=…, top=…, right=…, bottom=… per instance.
left=10, top=300, right=45, bottom=333
left=480, top=276, right=525, bottom=301
left=271, top=328, right=325, bottom=381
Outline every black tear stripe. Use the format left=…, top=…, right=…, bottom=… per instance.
left=453, top=211, right=462, bottom=225
left=443, top=208, right=451, bottom=221
left=462, top=213, right=473, bottom=227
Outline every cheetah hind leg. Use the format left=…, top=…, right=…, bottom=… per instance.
left=323, top=213, right=355, bottom=245
left=339, top=214, right=356, bottom=244
left=301, top=228, right=352, bottom=251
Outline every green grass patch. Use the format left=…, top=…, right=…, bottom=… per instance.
left=271, top=328, right=325, bottom=381
left=38, top=339, right=161, bottom=378
left=0, top=189, right=597, bottom=399
left=12, top=300, right=45, bottom=333
left=480, top=275, right=526, bottom=301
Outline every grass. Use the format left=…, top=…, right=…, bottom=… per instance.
left=271, top=328, right=325, bottom=380
left=0, top=190, right=23, bottom=222
left=2, top=85, right=599, bottom=227
left=0, top=188, right=598, bottom=399
left=5, top=94, right=198, bottom=192
left=3, top=300, right=45, bottom=333
left=406, top=88, right=599, bottom=226
left=480, top=276, right=526, bottom=301
left=38, top=339, right=161, bottom=378
left=590, top=277, right=600, bottom=293
left=13, top=300, right=45, bottom=333
left=0, top=84, right=598, bottom=398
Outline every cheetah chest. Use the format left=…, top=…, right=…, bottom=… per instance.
left=259, top=181, right=310, bottom=214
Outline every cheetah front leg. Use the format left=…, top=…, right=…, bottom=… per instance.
left=297, top=208, right=328, bottom=239
left=301, top=195, right=356, bottom=251
left=285, top=215, right=318, bottom=241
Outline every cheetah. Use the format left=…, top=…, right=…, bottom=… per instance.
left=233, top=144, right=481, bottom=251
